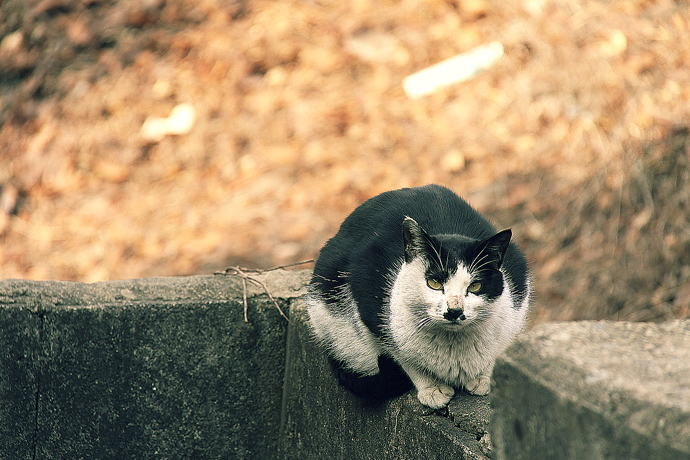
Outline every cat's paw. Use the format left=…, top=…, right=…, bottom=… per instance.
left=417, top=384, right=455, bottom=409
left=465, top=375, right=491, bottom=395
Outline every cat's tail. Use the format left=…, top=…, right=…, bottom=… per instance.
left=329, top=355, right=413, bottom=401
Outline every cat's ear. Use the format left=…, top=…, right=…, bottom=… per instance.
left=477, top=229, right=512, bottom=269
left=402, top=217, right=429, bottom=263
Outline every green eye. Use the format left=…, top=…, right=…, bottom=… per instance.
left=426, top=279, right=443, bottom=290
left=468, top=282, right=482, bottom=293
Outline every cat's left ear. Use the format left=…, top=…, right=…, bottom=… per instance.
left=477, top=229, right=512, bottom=269
left=401, top=217, right=430, bottom=263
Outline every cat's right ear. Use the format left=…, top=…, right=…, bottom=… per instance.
left=402, top=217, right=427, bottom=263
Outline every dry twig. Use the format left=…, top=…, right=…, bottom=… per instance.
left=215, top=260, right=314, bottom=323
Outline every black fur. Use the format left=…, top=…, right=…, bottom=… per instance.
left=311, top=184, right=529, bottom=336
left=329, top=355, right=413, bottom=401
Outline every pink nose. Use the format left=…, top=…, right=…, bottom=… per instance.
left=447, top=295, right=463, bottom=310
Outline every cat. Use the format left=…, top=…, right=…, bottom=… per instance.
left=306, top=184, right=531, bottom=409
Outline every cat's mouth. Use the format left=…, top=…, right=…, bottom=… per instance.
left=441, top=317, right=469, bottom=329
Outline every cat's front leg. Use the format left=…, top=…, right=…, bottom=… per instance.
left=464, top=361, right=494, bottom=396
left=401, top=363, right=454, bottom=409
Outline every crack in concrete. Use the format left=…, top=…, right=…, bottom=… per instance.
left=32, top=374, right=40, bottom=460
left=30, top=310, right=45, bottom=460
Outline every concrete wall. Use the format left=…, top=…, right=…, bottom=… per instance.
left=1, top=270, right=688, bottom=459
left=491, top=320, right=690, bottom=460
left=0, top=273, right=307, bottom=459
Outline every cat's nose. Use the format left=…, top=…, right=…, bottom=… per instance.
left=444, top=308, right=466, bottom=321
left=445, top=296, right=465, bottom=320
left=447, top=295, right=462, bottom=310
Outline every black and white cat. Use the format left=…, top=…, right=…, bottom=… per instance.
left=307, top=184, right=531, bottom=408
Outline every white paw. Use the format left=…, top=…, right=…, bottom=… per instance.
left=465, top=375, right=491, bottom=395
left=417, top=384, right=455, bottom=409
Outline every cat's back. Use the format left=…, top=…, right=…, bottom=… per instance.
left=336, top=184, right=495, bottom=242
left=311, top=185, right=495, bottom=293
left=311, top=185, right=528, bottom=304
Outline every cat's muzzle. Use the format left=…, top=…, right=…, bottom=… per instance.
left=444, top=308, right=466, bottom=322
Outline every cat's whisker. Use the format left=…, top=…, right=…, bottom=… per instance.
left=471, top=265, right=493, bottom=277
left=415, top=316, right=434, bottom=332
left=312, top=273, right=343, bottom=284
left=427, top=237, right=445, bottom=271
left=472, top=251, right=491, bottom=267
left=469, top=256, right=494, bottom=274
left=468, top=252, right=489, bottom=273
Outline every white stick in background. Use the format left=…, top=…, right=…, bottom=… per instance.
left=402, top=41, right=504, bottom=99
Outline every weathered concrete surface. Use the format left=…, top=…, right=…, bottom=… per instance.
left=8, top=271, right=690, bottom=459
left=1, top=270, right=489, bottom=459
left=0, top=272, right=308, bottom=460
left=279, top=297, right=490, bottom=460
left=0, top=303, right=38, bottom=460
left=491, top=320, right=690, bottom=460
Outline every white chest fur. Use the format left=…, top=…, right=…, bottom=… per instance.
left=386, top=259, right=527, bottom=387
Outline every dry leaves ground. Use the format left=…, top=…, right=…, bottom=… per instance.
left=1, top=0, right=689, bottom=324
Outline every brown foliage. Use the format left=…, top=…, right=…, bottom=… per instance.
left=1, top=0, right=689, bottom=323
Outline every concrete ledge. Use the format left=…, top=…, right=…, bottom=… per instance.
left=491, top=320, right=690, bottom=460
left=0, top=271, right=489, bottom=459
left=5, top=272, right=688, bottom=459
left=0, top=273, right=308, bottom=459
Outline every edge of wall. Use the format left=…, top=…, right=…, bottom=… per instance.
left=492, top=320, right=690, bottom=460
left=3, top=271, right=689, bottom=459
left=0, top=271, right=490, bottom=460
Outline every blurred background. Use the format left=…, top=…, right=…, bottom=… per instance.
left=1, top=0, right=689, bottom=325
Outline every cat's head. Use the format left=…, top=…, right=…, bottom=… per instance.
left=396, top=217, right=511, bottom=329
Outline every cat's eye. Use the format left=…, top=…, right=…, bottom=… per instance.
left=426, top=279, right=443, bottom=291
left=468, top=282, right=482, bottom=293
